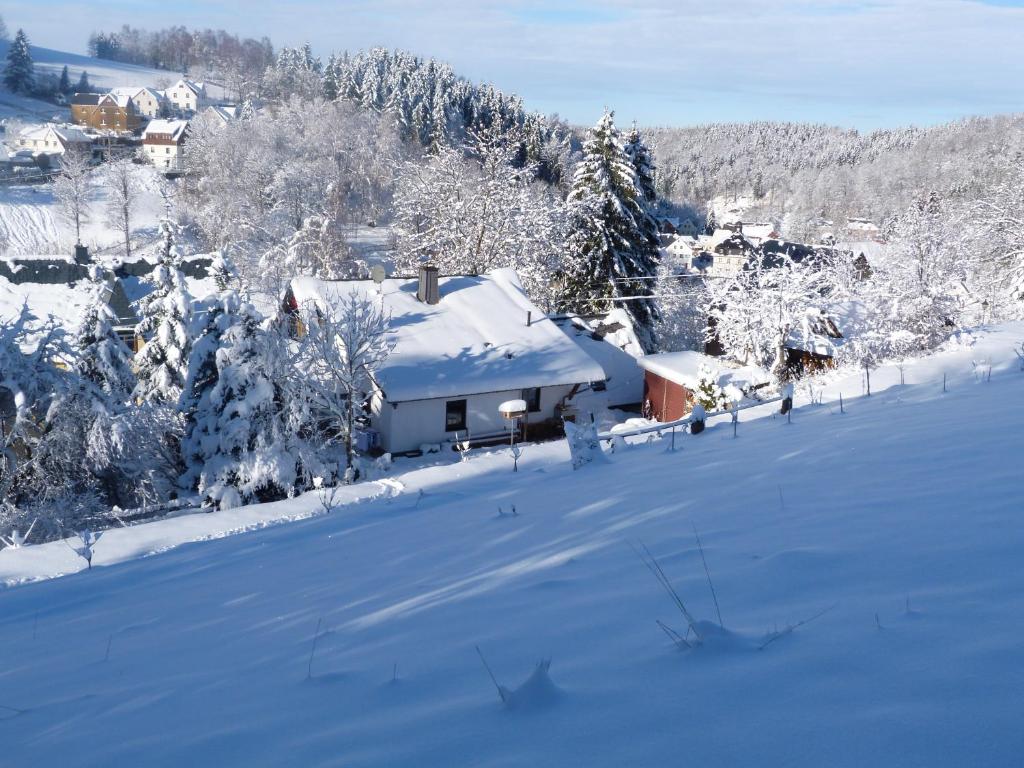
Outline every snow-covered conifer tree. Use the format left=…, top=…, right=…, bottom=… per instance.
left=197, top=303, right=301, bottom=508
left=133, top=213, right=193, bottom=404
left=179, top=255, right=238, bottom=489
left=560, top=110, right=660, bottom=351
left=74, top=282, right=135, bottom=401
left=2, top=29, right=34, bottom=94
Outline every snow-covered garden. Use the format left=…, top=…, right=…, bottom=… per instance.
left=1, top=324, right=1022, bottom=766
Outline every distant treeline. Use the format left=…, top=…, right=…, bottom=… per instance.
left=87, top=25, right=274, bottom=86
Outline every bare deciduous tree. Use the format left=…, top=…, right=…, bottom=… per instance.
left=105, top=159, right=138, bottom=260
left=293, top=291, right=393, bottom=482
left=53, top=150, right=92, bottom=246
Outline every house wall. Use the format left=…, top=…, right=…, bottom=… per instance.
left=643, top=371, right=693, bottom=422
left=16, top=129, right=64, bottom=155
left=143, top=141, right=184, bottom=170
left=374, top=384, right=576, bottom=454
left=132, top=92, right=164, bottom=118
left=71, top=103, right=141, bottom=132
left=167, top=83, right=206, bottom=114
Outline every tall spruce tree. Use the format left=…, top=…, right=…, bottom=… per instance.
left=560, top=110, right=660, bottom=351
left=58, top=65, right=71, bottom=94
left=625, top=124, right=658, bottom=206
left=76, top=70, right=91, bottom=92
left=3, top=29, right=34, bottom=94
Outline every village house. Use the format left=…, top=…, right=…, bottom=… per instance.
left=283, top=267, right=607, bottom=455
left=163, top=79, right=209, bottom=115
left=845, top=217, right=884, bottom=242
left=70, top=92, right=143, bottom=133
left=738, top=221, right=781, bottom=244
left=201, top=105, right=240, bottom=126
left=108, top=87, right=168, bottom=119
left=638, top=351, right=769, bottom=422
left=661, top=234, right=699, bottom=263
left=142, top=119, right=189, bottom=171
left=10, top=124, right=92, bottom=162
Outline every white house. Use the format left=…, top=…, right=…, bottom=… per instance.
left=108, top=87, right=167, bottom=119
left=163, top=79, right=208, bottom=115
left=142, top=119, right=189, bottom=171
left=11, top=124, right=92, bottom=159
left=284, top=267, right=607, bottom=455
left=201, top=105, right=239, bottom=126
left=662, top=234, right=699, bottom=263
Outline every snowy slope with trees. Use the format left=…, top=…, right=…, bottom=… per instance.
left=0, top=324, right=1022, bottom=766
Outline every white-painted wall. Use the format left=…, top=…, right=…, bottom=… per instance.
left=143, top=142, right=184, bottom=170
left=372, top=384, right=577, bottom=454
left=131, top=91, right=165, bottom=118
left=165, top=81, right=207, bottom=115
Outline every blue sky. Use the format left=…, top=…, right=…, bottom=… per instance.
left=7, top=0, right=1024, bottom=129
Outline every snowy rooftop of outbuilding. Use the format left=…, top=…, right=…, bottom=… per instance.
left=18, top=124, right=92, bottom=144
left=289, top=269, right=607, bottom=402
left=638, top=350, right=770, bottom=390
left=0, top=274, right=93, bottom=351
left=142, top=119, right=188, bottom=141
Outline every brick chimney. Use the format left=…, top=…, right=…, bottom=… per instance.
left=417, top=265, right=440, bottom=305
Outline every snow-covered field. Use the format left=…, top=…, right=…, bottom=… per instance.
left=0, top=163, right=167, bottom=256
left=0, top=324, right=1022, bottom=766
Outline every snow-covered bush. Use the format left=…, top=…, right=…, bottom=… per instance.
left=693, top=363, right=728, bottom=411
left=564, top=419, right=606, bottom=469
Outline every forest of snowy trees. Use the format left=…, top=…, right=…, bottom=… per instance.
left=647, top=116, right=1024, bottom=240
left=87, top=25, right=275, bottom=97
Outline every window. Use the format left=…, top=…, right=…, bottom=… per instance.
left=522, top=387, right=542, bottom=413
left=445, top=400, right=467, bottom=432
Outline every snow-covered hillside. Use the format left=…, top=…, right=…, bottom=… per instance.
left=1, top=324, right=1023, bottom=766
left=0, top=40, right=177, bottom=123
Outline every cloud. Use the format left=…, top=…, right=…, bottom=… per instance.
left=13, top=0, right=1024, bottom=128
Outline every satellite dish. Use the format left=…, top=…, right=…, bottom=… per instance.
left=370, top=265, right=386, bottom=284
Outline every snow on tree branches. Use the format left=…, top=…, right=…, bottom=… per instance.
left=560, top=111, right=661, bottom=352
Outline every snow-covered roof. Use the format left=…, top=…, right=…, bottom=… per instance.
left=101, top=92, right=134, bottom=108
left=289, top=269, right=607, bottom=402
left=0, top=274, right=93, bottom=351
left=17, top=124, right=92, bottom=145
left=171, top=79, right=206, bottom=95
left=786, top=301, right=868, bottom=356
left=142, top=119, right=188, bottom=141
left=204, top=105, right=239, bottom=123
left=740, top=222, right=778, bottom=241
left=638, top=350, right=770, bottom=390
left=554, top=309, right=646, bottom=407
left=109, top=86, right=164, bottom=102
